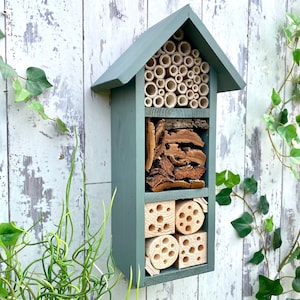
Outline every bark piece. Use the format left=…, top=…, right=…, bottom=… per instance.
left=165, top=119, right=209, bottom=130
left=174, top=165, right=206, bottom=180
left=159, top=156, right=174, bottom=177
left=145, top=118, right=155, bottom=171
left=163, top=129, right=205, bottom=147
left=155, top=119, right=166, bottom=146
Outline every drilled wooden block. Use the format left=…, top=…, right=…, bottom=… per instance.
left=145, top=200, right=175, bottom=238
left=175, top=200, right=205, bottom=234
left=145, top=234, right=179, bottom=270
left=175, top=231, right=207, bottom=269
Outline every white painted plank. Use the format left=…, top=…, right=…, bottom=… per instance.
left=244, top=1, right=287, bottom=298
left=200, top=1, right=248, bottom=299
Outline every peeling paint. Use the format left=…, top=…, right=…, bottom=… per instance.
left=23, top=22, right=42, bottom=49
left=109, top=0, right=126, bottom=21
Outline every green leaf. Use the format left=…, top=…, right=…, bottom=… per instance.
left=292, top=266, right=300, bottom=292
left=216, top=170, right=226, bottom=186
left=249, top=249, right=264, bottom=265
left=0, top=29, right=5, bottom=39
left=277, top=124, right=297, bottom=146
left=255, top=275, right=283, bottom=300
left=278, top=108, right=288, bottom=125
left=265, top=216, right=274, bottom=232
left=293, top=49, right=300, bottom=66
left=284, top=28, right=292, bottom=42
left=273, top=228, right=282, bottom=250
left=244, top=176, right=257, bottom=194
left=12, top=80, right=31, bottom=102
left=271, top=88, right=281, bottom=106
left=26, top=67, right=52, bottom=96
left=286, top=13, right=300, bottom=26
left=287, top=246, right=300, bottom=264
left=0, top=56, right=17, bottom=79
left=0, top=222, right=23, bottom=248
left=258, top=195, right=269, bottom=215
left=296, top=114, right=300, bottom=126
left=290, top=148, right=300, bottom=165
left=224, top=170, right=240, bottom=188
left=263, top=114, right=276, bottom=132
left=56, top=118, right=69, bottom=133
left=216, top=187, right=232, bottom=205
left=231, top=212, right=253, bottom=238
left=28, top=100, right=49, bottom=120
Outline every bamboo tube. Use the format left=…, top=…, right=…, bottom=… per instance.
left=168, top=65, right=178, bottom=77
left=194, top=57, right=202, bottom=66
left=194, top=92, right=199, bottom=100
left=189, top=99, right=199, bottom=109
left=200, top=61, right=210, bottom=73
left=200, top=73, right=209, bottom=83
left=193, top=75, right=201, bottom=85
left=178, top=65, right=188, bottom=77
left=153, top=48, right=165, bottom=58
left=186, top=90, right=194, bottom=100
left=145, top=82, right=158, bottom=98
left=184, top=79, right=193, bottom=88
left=177, top=94, right=188, bottom=107
left=178, top=41, right=191, bottom=56
left=154, top=65, right=166, bottom=79
left=144, top=97, right=153, bottom=107
left=192, top=84, right=199, bottom=93
left=177, top=82, right=188, bottom=94
left=158, top=89, right=165, bottom=96
left=191, top=48, right=200, bottom=58
left=173, top=28, right=184, bottom=41
left=144, top=70, right=155, bottom=82
left=159, top=54, right=172, bottom=68
left=199, top=96, right=209, bottom=109
left=199, top=83, right=209, bottom=96
left=175, top=74, right=183, bottom=83
left=153, top=95, right=164, bottom=108
left=171, top=52, right=183, bottom=66
left=187, top=70, right=194, bottom=79
left=164, top=92, right=177, bottom=108
left=192, top=65, right=201, bottom=75
left=163, top=40, right=176, bottom=55
left=145, top=235, right=179, bottom=270
left=145, top=57, right=157, bottom=70
left=156, top=78, right=165, bottom=89
left=183, top=55, right=194, bottom=68
left=165, top=78, right=177, bottom=93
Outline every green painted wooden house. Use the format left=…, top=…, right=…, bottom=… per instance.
left=92, top=4, right=245, bottom=287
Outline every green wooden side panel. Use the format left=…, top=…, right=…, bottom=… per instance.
left=91, top=5, right=245, bottom=93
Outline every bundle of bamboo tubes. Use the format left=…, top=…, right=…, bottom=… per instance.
left=144, top=29, right=210, bottom=109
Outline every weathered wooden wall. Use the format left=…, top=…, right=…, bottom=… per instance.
left=1, top=0, right=299, bottom=299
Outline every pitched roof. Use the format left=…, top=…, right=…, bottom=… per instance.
left=91, top=5, right=245, bottom=93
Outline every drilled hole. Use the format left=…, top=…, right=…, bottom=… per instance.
left=164, top=223, right=170, bottom=230
left=198, top=245, right=204, bottom=251
left=181, top=250, right=185, bottom=254
left=186, top=216, right=192, bottom=222
left=189, top=247, right=195, bottom=253
left=169, top=251, right=175, bottom=257
left=162, top=237, right=169, bottom=244
left=163, top=259, right=168, bottom=264
left=162, top=247, right=168, bottom=253
left=149, top=224, right=155, bottom=231
left=183, top=256, right=189, bottom=262
left=154, top=254, right=160, bottom=260
left=156, top=204, right=163, bottom=211
left=193, top=209, right=199, bottom=215
left=197, top=237, right=201, bottom=241
left=158, top=228, right=162, bottom=232
left=188, top=205, right=192, bottom=210
left=197, top=256, right=201, bottom=261
left=166, top=207, right=171, bottom=212
left=185, top=225, right=191, bottom=232
left=183, top=239, right=189, bottom=246
left=179, top=212, right=185, bottom=218
left=157, top=215, right=164, bottom=223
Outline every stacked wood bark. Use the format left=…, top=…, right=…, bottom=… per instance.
left=145, top=198, right=208, bottom=275
left=144, top=28, right=210, bottom=109
left=145, top=118, right=208, bottom=192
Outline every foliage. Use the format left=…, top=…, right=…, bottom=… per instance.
left=0, top=133, right=122, bottom=299
left=0, top=20, right=68, bottom=133
left=216, top=170, right=300, bottom=299
left=263, top=13, right=300, bottom=178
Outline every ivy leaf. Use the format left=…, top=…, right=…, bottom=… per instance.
left=287, top=246, right=300, bottom=264
left=249, top=249, right=264, bottom=265
left=263, top=114, right=276, bottom=132
left=271, top=88, right=281, bottom=106
left=292, top=266, right=300, bottom=292
left=278, top=108, right=288, bottom=125
left=56, top=118, right=69, bottom=133
left=0, top=29, right=5, bottom=39
left=296, top=114, right=300, bottom=126
left=286, top=13, right=300, bottom=26
left=0, top=56, right=18, bottom=79
left=290, top=148, right=300, bottom=165
left=12, top=80, right=31, bottom=102
left=231, top=212, right=253, bottom=238
left=224, top=170, right=240, bottom=188
left=258, top=195, right=269, bottom=215
left=26, top=67, right=53, bottom=96
left=28, top=100, right=49, bottom=120
left=255, top=275, right=283, bottom=300
left=0, top=222, right=23, bottom=248
left=273, top=228, right=282, bottom=250
left=293, top=49, right=300, bottom=66
left=265, top=216, right=274, bottom=232
left=277, top=124, right=297, bottom=146
left=216, top=187, right=232, bottom=205
left=244, top=176, right=257, bottom=194
left=216, top=170, right=226, bottom=186
left=284, top=28, right=292, bottom=42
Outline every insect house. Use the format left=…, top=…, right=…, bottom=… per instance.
left=91, top=4, right=245, bottom=287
